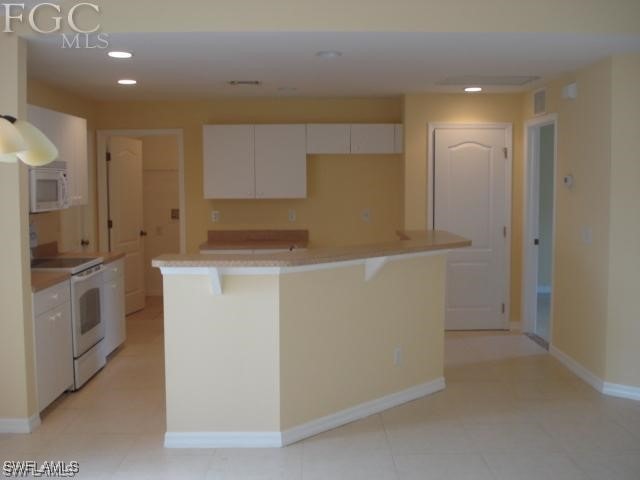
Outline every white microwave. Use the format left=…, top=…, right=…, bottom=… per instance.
left=29, top=161, right=70, bottom=213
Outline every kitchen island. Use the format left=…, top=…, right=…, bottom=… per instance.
left=153, top=230, right=470, bottom=448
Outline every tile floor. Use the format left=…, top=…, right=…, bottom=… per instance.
left=2, top=298, right=640, bottom=479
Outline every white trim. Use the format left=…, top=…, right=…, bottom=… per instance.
left=364, top=257, right=388, bottom=281
left=282, top=377, right=445, bottom=446
left=97, top=129, right=186, bottom=255
left=427, top=122, right=512, bottom=329
left=165, top=431, right=283, bottom=449
left=208, top=268, right=222, bottom=295
left=550, top=345, right=604, bottom=392
left=602, top=383, right=640, bottom=402
left=522, top=114, right=558, bottom=339
left=163, top=377, right=445, bottom=448
left=0, top=414, right=41, bottom=434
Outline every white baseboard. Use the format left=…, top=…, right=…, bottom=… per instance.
left=165, top=377, right=446, bottom=449
left=0, top=414, right=41, bottom=434
left=603, top=382, right=640, bottom=401
left=281, top=377, right=445, bottom=446
left=537, top=285, right=552, bottom=294
left=509, top=321, right=521, bottom=332
left=165, top=431, right=283, bottom=449
left=550, top=345, right=604, bottom=392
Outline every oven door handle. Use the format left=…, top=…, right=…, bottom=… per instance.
left=71, top=266, right=105, bottom=283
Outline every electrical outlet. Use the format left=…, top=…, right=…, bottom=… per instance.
left=394, top=347, right=402, bottom=366
left=211, top=211, right=221, bottom=223
left=581, top=226, right=593, bottom=245
left=361, top=208, right=372, bottom=223
left=288, top=209, right=297, bottom=223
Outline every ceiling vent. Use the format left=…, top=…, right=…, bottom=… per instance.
left=533, top=89, right=546, bottom=116
left=227, top=80, right=262, bottom=86
left=437, top=75, right=540, bottom=86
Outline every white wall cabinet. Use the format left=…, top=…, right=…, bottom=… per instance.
left=102, top=259, right=126, bottom=356
left=27, top=105, right=88, bottom=206
left=203, top=124, right=307, bottom=199
left=33, top=281, right=73, bottom=412
left=306, top=124, right=351, bottom=154
left=254, top=125, right=307, bottom=198
left=350, top=124, right=396, bottom=154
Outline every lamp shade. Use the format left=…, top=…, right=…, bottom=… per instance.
left=13, top=120, right=58, bottom=166
left=0, top=116, right=27, bottom=163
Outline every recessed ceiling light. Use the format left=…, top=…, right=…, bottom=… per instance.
left=464, top=87, right=483, bottom=92
left=278, top=86, right=297, bottom=92
left=316, top=50, right=342, bottom=59
left=108, top=51, right=133, bottom=59
left=118, top=79, right=137, bottom=85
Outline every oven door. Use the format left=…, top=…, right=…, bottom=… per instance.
left=71, top=267, right=105, bottom=358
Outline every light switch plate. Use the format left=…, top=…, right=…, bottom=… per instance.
left=211, top=211, right=221, bottom=223
left=288, top=209, right=297, bottom=223
left=581, top=226, right=593, bottom=245
left=361, top=208, right=372, bottom=223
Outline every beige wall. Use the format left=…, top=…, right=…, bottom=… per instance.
left=0, top=37, right=37, bottom=421
left=95, top=98, right=403, bottom=253
left=279, top=254, right=445, bottom=429
left=161, top=253, right=445, bottom=434
left=605, top=54, right=640, bottom=387
left=141, top=135, right=180, bottom=296
left=523, top=59, right=613, bottom=379
left=403, top=93, right=524, bottom=321
left=163, top=274, right=281, bottom=432
left=27, top=80, right=98, bottom=252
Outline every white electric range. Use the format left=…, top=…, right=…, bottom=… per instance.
left=31, top=256, right=106, bottom=389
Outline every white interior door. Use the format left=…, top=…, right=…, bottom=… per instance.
left=433, top=127, right=510, bottom=330
left=108, top=136, right=145, bottom=315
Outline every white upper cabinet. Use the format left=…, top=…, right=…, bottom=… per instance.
left=254, top=125, right=307, bottom=199
left=203, top=125, right=255, bottom=199
left=27, top=105, right=88, bottom=206
left=350, top=124, right=396, bottom=154
left=203, top=124, right=307, bottom=199
left=306, top=124, right=351, bottom=154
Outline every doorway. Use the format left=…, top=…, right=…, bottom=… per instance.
left=429, top=123, right=512, bottom=330
left=97, top=129, right=185, bottom=314
left=523, top=115, right=557, bottom=346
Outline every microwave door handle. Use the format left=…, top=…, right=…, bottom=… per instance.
left=59, top=172, right=70, bottom=208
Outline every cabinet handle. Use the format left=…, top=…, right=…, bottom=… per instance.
left=51, top=293, right=59, bottom=300
left=48, top=315, right=56, bottom=322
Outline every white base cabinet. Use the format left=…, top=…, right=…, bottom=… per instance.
left=33, top=281, right=74, bottom=412
left=102, top=259, right=126, bottom=356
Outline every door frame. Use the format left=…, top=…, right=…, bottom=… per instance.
left=96, top=129, right=186, bottom=254
left=427, top=122, right=513, bottom=329
left=522, top=114, right=558, bottom=338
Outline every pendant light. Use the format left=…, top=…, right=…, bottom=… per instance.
left=0, top=115, right=58, bottom=166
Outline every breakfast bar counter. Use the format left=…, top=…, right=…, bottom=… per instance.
left=153, top=230, right=469, bottom=448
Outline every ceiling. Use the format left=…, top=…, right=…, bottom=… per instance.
left=27, top=31, right=640, bottom=100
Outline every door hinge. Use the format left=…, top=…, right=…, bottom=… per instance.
left=108, top=219, right=113, bottom=229
left=106, top=152, right=111, bottom=162
left=503, top=226, right=507, bottom=238
left=503, top=147, right=508, bottom=159
left=501, top=303, right=505, bottom=314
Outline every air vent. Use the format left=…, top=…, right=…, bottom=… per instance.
left=533, top=89, right=546, bottom=116
left=437, top=75, right=540, bottom=86
left=227, top=80, right=262, bottom=86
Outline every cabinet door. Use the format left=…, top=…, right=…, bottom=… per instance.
left=350, top=124, right=396, bottom=154
left=203, top=125, right=255, bottom=199
left=70, top=115, right=88, bottom=205
left=306, top=124, right=350, bottom=154
left=34, top=301, right=73, bottom=411
left=254, top=125, right=307, bottom=199
left=102, top=262, right=126, bottom=356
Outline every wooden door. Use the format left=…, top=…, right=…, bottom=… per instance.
left=108, top=136, right=145, bottom=314
left=433, top=127, right=509, bottom=330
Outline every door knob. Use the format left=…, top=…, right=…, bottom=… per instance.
left=140, top=230, right=148, bottom=237
left=534, top=238, right=539, bottom=245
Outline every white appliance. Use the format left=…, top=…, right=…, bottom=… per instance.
left=29, top=160, right=70, bottom=213
left=31, top=256, right=106, bottom=389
